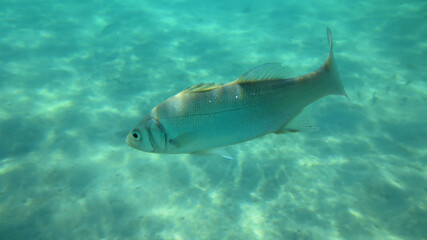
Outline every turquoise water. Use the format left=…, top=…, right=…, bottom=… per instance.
left=1, top=0, right=426, bottom=239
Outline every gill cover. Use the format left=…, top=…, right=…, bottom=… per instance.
left=145, top=118, right=168, bottom=153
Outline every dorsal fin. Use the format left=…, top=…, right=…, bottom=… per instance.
left=234, top=63, right=293, bottom=83
left=181, top=83, right=222, bottom=94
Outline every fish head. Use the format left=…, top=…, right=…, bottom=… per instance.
left=126, top=115, right=168, bottom=153
left=126, top=115, right=155, bottom=152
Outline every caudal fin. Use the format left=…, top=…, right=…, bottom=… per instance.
left=323, top=28, right=348, bottom=98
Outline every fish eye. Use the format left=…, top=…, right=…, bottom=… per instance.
left=131, top=131, right=142, bottom=142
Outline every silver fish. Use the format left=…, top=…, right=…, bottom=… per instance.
left=126, top=28, right=347, bottom=155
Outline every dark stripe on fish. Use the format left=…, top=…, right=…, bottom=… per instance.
left=155, top=120, right=168, bottom=152
left=145, top=118, right=168, bottom=153
left=145, top=123, right=159, bottom=152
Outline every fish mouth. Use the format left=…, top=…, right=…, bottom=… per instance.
left=125, top=134, right=132, bottom=146
left=125, top=134, right=133, bottom=147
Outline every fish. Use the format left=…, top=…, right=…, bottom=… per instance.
left=126, top=28, right=347, bottom=155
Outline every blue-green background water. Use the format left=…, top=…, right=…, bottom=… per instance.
left=1, top=0, right=426, bottom=239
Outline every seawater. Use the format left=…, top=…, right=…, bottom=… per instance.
left=0, top=0, right=426, bottom=239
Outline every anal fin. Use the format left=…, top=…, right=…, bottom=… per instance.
left=275, top=108, right=318, bottom=134
left=192, top=148, right=234, bottom=159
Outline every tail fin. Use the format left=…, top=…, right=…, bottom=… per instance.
left=323, top=28, right=348, bottom=98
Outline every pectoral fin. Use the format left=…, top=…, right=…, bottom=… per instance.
left=169, top=133, right=197, bottom=148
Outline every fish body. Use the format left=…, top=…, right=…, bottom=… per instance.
left=127, top=28, right=347, bottom=154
